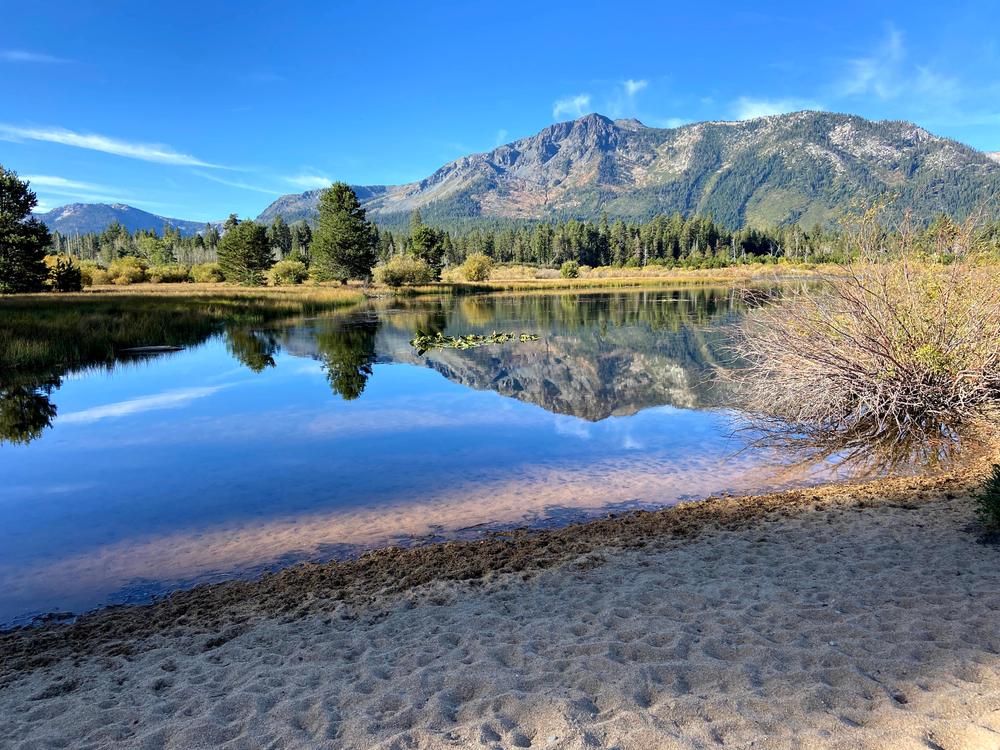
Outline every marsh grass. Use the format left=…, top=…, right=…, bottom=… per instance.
left=0, top=286, right=365, bottom=375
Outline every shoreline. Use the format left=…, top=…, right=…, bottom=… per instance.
left=2, top=462, right=999, bottom=748
left=1, top=458, right=989, bottom=679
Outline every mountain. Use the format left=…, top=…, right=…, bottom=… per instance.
left=257, top=111, right=1000, bottom=229
left=32, top=203, right=223, bottom=237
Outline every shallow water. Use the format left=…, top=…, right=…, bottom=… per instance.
left=0, top=288, right=810, bottom=625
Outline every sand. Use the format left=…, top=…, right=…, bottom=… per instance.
left=2, top=473, right=1000, bottom=749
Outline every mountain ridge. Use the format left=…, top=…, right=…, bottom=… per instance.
left=258, top=111, right=1000, bottom=229
left=32, top=203, right=224, bottom=237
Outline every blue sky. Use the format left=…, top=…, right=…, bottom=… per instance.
left=2, top=0, right=998, bottom=222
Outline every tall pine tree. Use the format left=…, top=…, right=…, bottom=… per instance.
left=0, top=167, right=50, bottom=294
left=311, top=183, right=376, bottom=282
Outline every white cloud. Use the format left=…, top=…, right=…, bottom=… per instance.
left=59, top=387, right=226, bottom=424
left=0, top=124, right=225, bottom=167
left=2, top=50, right=71, bottom=64
left=840, top=27, right=906, bottom=99
left=624, top=79, right=648, bottom=96
left=495, top=129, right=509, bottom=147
left=733, top=97, right=824, bottom=120
left=553, top=94, right=592, bottom=120
left=196, top=171, right=284, bottom=194
left=283, top=173, right=333, bottom=190
left=647, top=117, right=690, bottom=129
left=22, top=174, right=127, bottom=203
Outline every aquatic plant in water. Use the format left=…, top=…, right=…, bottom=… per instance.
left=410, top=330, right=539, bottom=356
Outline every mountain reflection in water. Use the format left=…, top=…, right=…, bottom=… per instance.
left=0, top=288, right=967, bottom=626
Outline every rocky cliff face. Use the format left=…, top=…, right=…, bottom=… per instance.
left=257, top=111, right=1000, bottom=228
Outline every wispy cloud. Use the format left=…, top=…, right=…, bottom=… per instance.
left=733, top=96, right=824, bottom=120
left=196, top=171, right=284, bottom=194
left=495, top=129, right=509, bottom=147
left=553, top=93, right=592, bottom=120
left=59, top=387, right=227, bottom=424
left=283, top=173, right=333, bottom=190
left=624, top=79, right=647, bottom=96
left=0, top=124, right=225, bottom=167
left=646, top=117, right=690, bottom=129
left=1, top=50, right=72, bottom=64
left=837, top=27, right=964, bottom=115
left=22, top=174, right=127, bottom=203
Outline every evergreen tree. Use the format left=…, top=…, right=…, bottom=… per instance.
left=410, top=208, right=423, bottom=237
left=311, top=183, right=376, bottom=282
left=0, top=167, right=50, bottom=294
left=411, top=226, right=443, bottom=274
left=268, top=214, right=292, bottom=259
left=217, top=220, right=272, bottom=286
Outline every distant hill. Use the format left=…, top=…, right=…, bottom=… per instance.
left=257, top=111, right=1000, bottom=229
left=32, top=203, right=223, bottom=237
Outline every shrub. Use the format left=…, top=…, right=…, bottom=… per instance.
left=268, top=260, right=309, bottom=286
left=190, top=263, right=225, bottom=283
left=976, top=464, right=1000, bottom=533
left=43, top=254, right=83, bottom=292
left=107, top=256, right=148, bottom=286
left=373, top=255, right=435, bottom=286
left=146, top=264, right=190, bottom=284
left=80, top=262, right=111, bottom=286
left=560, top=260, right=580, bottom=279
left=460, top=252, right=493, bottom=282
left=730, top=204, right=1000, bottom=444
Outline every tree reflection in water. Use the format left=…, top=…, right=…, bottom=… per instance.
left=226, top=328, right=279, bottom=373
left=0, top=377, right=59, bottom=446
left=315, top=317, right=381, bottom=401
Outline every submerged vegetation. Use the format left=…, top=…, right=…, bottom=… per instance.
left=410, top=331, right=540, bottom=356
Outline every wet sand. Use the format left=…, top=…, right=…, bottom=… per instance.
left=2, top=466, right=999, bottom=749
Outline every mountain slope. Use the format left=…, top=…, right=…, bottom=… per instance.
left=33, top=203, right=222, bottom=237
left=258, top=111, right=1000, bottom=229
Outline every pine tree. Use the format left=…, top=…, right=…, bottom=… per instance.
left=410, top=209, right=423, bottom=237
left=0, top=167, right=50, bottom=294
left=269, top=214, right=292, bottom=259
left=311, top=183, right=376, bottom=282
left=217, top=220, right=272, bottom=286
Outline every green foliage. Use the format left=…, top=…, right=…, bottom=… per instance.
left=146, top=264, right=190, bottom=284
left=43, top=254, right=83, bottom=292
left=267, top=259, right=309, bottom=286
left=561, top=260, right=580, bottom=278
left=217, top=220, right=272, bottom=286
left=460, top=252, right=493, bottom=281
left=410, top=330, right=539, bottom=356
left=268, top=214, right=292, bottom=258
left=311, top=183, right=377, bottom=282
left=410, top=226, right=443, bottom=274
left=373, top=255, right=436, bottom=286
left=976, top=464, right=1000, bottom=533
left=108, top=256, right=148, bottom=285
left=190, top=263, right=225, bottom=283
left=0, top=166, right=51, bottom=294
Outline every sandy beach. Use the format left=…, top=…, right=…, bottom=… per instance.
left=2, top=468, right=999, bottom=750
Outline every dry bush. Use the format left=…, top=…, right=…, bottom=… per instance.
left=190, top=263, right=225, bottom=283
left=372, top=255, right=435, bottom=286
left=730, top=204, right=1000, bottom=445
left=146, top=264, right=190, bottom=284
left=107, top=257, right=148, bottom=286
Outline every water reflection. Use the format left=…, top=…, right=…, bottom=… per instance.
left=0, top=377, right=59, bottom=446
left=1, top=287, right=970, bottom=626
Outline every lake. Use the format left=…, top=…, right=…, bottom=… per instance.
left=0, top=288, right=810, bottom=626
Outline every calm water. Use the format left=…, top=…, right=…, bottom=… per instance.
left=1, top=288, right=790, bottom=626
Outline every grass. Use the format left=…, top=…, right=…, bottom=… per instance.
left=0, top=285, right=366, bottom=375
